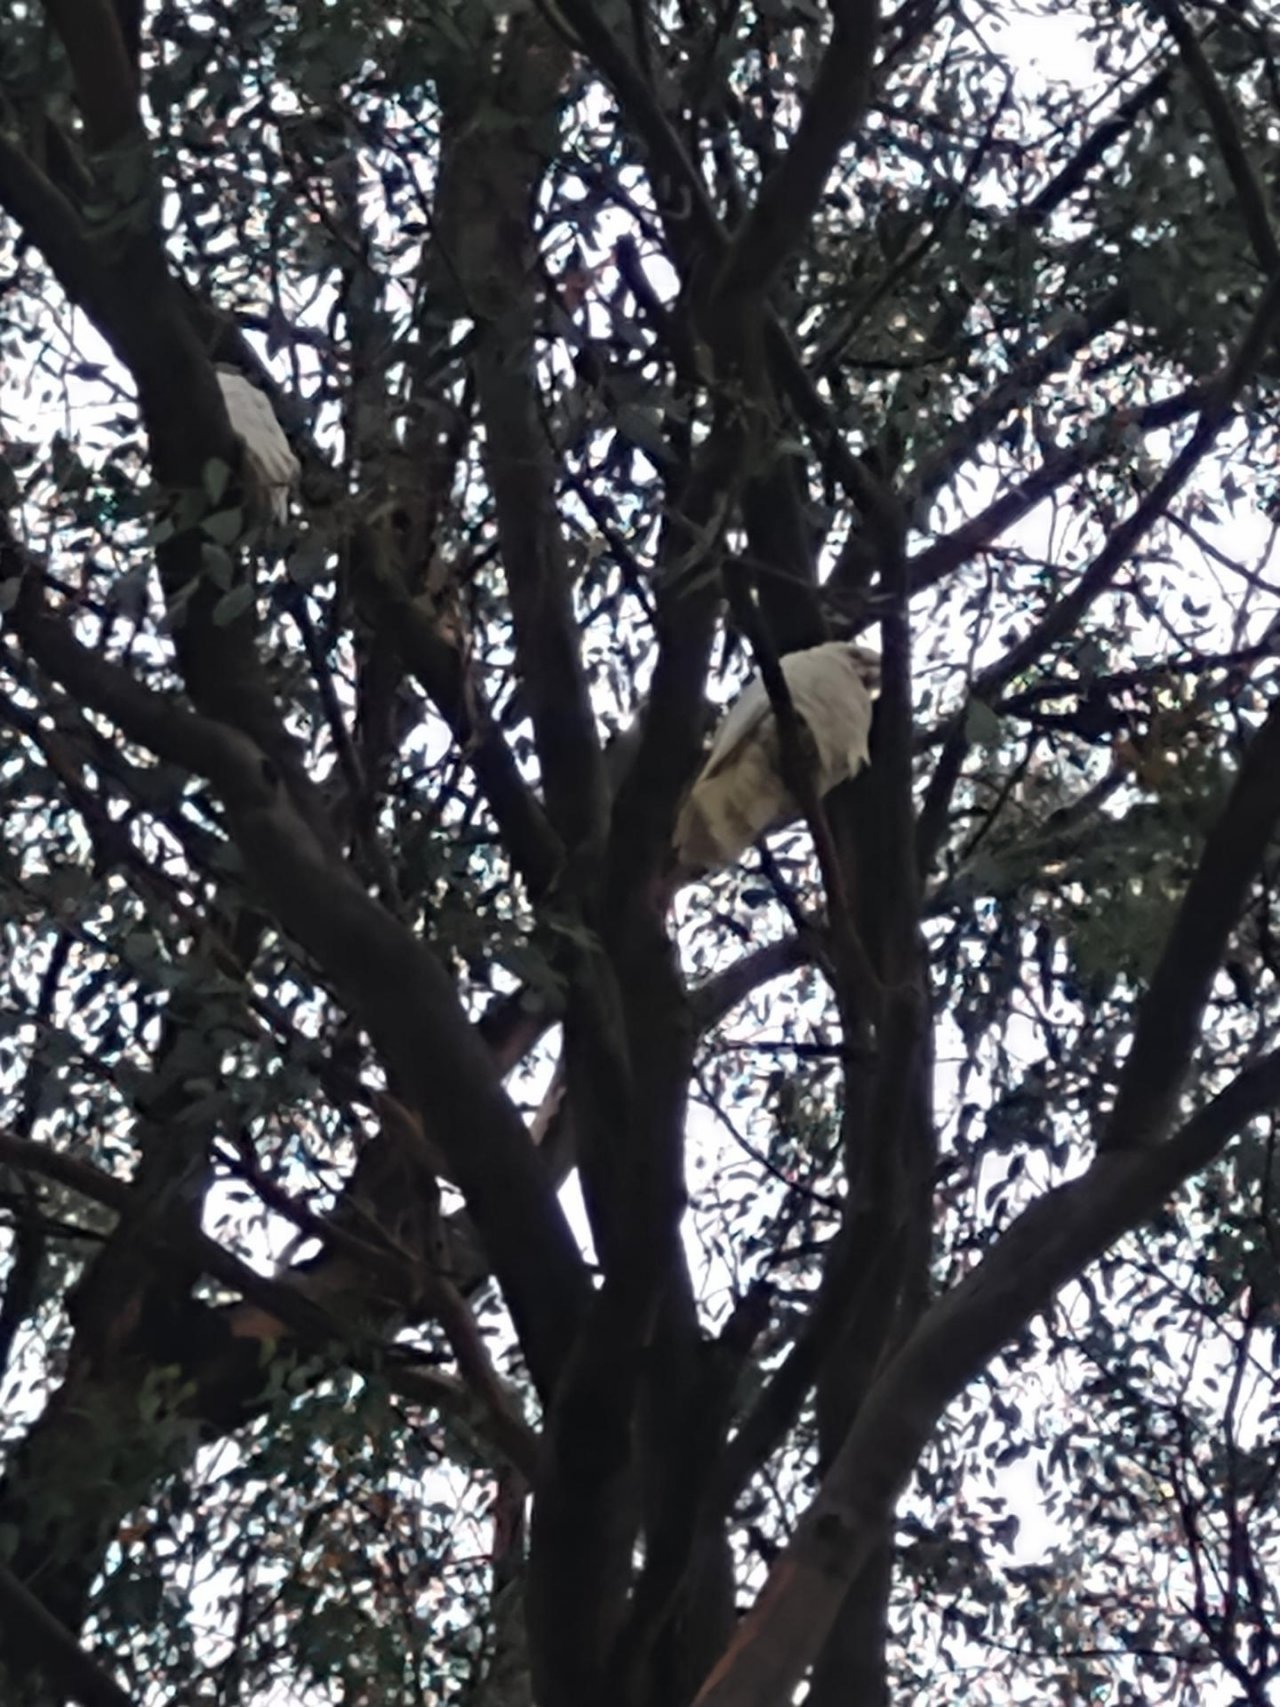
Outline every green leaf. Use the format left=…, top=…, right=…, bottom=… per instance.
left=122, top=930, right=161, bottom=970
left=202, top=506, right=246, bottom=544
left=212, top=582, right=256, bottom=626
left=615, top=401, right=671, bottom=463
left=286, top=536, right=330, bottom=585
left=201, top=542, right=236, bottom=588
left=964, top=698, right=1002, bottom=747
left=203, top=457, right=233, bottom=505
left=164, top=575, right=199, bottom=631
left=174, top=489, right=209, bottom=531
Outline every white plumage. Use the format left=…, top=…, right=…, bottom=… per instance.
left=215, top=366, right=299, bottom=525
left=674, top=641, right=880, bottom=871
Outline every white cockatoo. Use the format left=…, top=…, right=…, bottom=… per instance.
left=674, top=641, right=880, bottom=871
left=215, top=365, right=299, bottom=525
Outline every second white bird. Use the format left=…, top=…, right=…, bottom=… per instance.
left=216, top=366, right=299, bottom=526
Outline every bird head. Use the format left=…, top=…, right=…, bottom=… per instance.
left=845, top=642, right=882, bottom=692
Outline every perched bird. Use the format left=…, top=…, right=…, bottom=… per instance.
left=215, top=365, right=299, bottom=525
left=674, top=641, right=880, bottom=872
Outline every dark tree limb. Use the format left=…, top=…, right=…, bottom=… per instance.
left=356, top=556, right=565, bottom=900
left=689, top=937, right=814, bottom=1032
left=0, top=1559, right=135, bottom=1707
left=0, top=1129, right=540, bottom=1476
left=42, top=0, right=140, bottom=149
left=905, top=285, right=1132, bottom=520
left=1152, top=0, right=1279, bottom=273
left=5, top=574, right=590, bottom=1398
left=726, top=588, right=880, bottom=1016
left=915, top=263, right=1280, bottom=875
left=691, top=1035, right=1280, bottom=1707
left=437, top=15, right=607, bottom=861
left=0, top=139, right=334, bottom=845
left=1022, top=63, right=1174, bottom=227
left=808, top=507, right=932, bottom=1706
left=714, top=0, right=882, bottom=306
left=985, top=268, right=1280, bottom=684
left=538, top=0, right=723, bottom=260
left=1100, top=695, right=1280, bottom=1153
left=906, top=385, right=1208, bottom=602
left=605, top=441, right=733, bottom=904
left=0, top=133, right=112, bottom=311
left=0, top=927, right=69, bottom=1378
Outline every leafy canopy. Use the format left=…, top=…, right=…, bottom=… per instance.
left=1, top=1, right=1280, bottom=1704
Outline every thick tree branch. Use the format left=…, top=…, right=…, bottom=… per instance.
left=0, top=1129, right=540, bottom=1476
left=905, top=285, right=1132, bottom=517
left=692, top=1041, right=1280, bottom=1707
left=6, top=584, right=590, bottom=1396
left=1101, top=695, right=1280, bottom=1152
left=439, top=17, right=608, bottom=858
left=606, top=436, right=735, bottom=901
left=982, top=267, right=1280, bottom=688
left=916, top=263, right=1280, bottom=874
left=714, top=0, right=882, bottom=305
left=539, top=0, right=723, bottom=258
left=1153, top=0, right=1279, bottom=273
left=1022, top=64, right=1173, bottom=227
left=530, top=440, right=752, bottom=1707
left=0, top=138, right=333, bottom=843
left=690, top=937, right=813, bottom=1033
left=0, top=1559, right=134, bottom=1707
left=43, top=0, right=140, bottom=149
left=906, top=385, right=1207, bottom=599
left=0, top=1129, right=348, bottom=1342
left=0, top=134, right=114, bottom=314
left=764, top=320, right=904, bottom=557
left=356, top=554, right=565, bottom=899
left=700, top=578, right=1280, bottom=1703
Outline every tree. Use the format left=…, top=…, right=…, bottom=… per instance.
left=1, top=0, right=1279, bottom=1701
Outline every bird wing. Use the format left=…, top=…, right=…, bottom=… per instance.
left=696, top=672, right=773, bottom=781
left=783, top=645, right=874, bottom=785
left=676, top=643, right=879, bottom=871
left=674, top=726, right=787, bottom=869
left=216, top=370, right=299, bottom=488
left=701, top=646, right=872, bottom=778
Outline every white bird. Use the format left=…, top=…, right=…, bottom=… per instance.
left=215, top=365, right=299, bottom=526
left=674, top=641, right=880, bottom=872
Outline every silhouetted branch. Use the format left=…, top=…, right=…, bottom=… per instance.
left=916, top=264, right=1280, bottom=873
left=692, top=1036, right=1280, bottom=1707
left=1153, top=0, right=1278, bottom=271
left=0, top=1561, right=134, bottom=1707
left=714, top=0, right=882, bottom=304
left=5, top=564, right=590, bottom=1397
left=43, top=0, right=140, bottom=149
